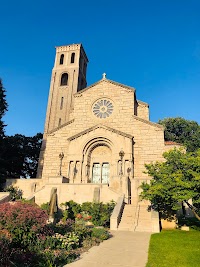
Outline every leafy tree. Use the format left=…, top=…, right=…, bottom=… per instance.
left=0, top=78, right=8, bottom=138
left=0, top=79, right=8, bottom=183
left=2, top=133, right=43, bottom=178
left=158, top=117, right=200, bottom=152
left=0, top=78, right=42, bottom=186
left=140, top=149, right=200, bottom=221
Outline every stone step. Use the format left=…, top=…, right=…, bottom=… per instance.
left=136, top=225, right=152, bottom=229
left=140, top=210, right=151, bottom=214
left=121, top=212, right=135, bottom=215
left=123, top=210, right=136, bottom=213
left=118, top=228, right=134, bottom=231
left=123, top=211, right=136, bottom=214
left=118, top=221, right=133, bottom=225
left=119, top=221, right=135, bottom=225
left=117, top=202, right=157, bottom=233
left=138, top=217, right=151, bottom=220
left=120, top=219, right=134, bottom=222
left=119, top=226, right=134, bottom=230
left=119, top=226, right=134, bottom=229
left=138, top=216, right=152, bottom=219
left=121, top=215, right=135, bottom=218
left=119, top=221, right=135, bottom=226
left=135, top=229, right=152, bottom=232
left=136, top=226, right=152, bottom=230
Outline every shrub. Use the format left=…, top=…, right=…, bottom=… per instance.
left=74, top=224, right=92, bottom=244
left=0, top=237, right=12, bottom=266
left=3, top=185, right=23, bottom=200
left=82, top=236, right=101, bottom=248
left=75, top=211, right=92, bottom=226
left=39, top=249, right=79, bottom=267
left=178, top=216, right=200, bottom=230
left=0, top=237, right=39, bottom=267
left=61, top=200, right=115, bottom=227
left=53, top=232, right=79, bottom=250
left=81, top=202, right=93, bottom=213
left=0, top=202, right=48, bottom=247
left=51, top=219, right=75, bottom=235
left=61, top=200, right=81, bottom=221
left=41, top=202, right=50, bottom=215
left=91, top=227, right=110, bottom=241
left=82, top=201, right=115, bottom=226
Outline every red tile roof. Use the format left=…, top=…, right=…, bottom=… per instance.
left=165, top=141, right=181, bottom=146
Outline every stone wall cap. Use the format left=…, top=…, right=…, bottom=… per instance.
left=137, top=100, right=149, bottom=107
left=133, top=115, right=164, bottom=129
left=47, top=119, right=75, bottom=135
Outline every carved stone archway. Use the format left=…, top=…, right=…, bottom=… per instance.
left=81, top=137, right=113, bottom=183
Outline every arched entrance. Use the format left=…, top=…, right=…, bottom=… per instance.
left=90, top=145, right=111, bottom=183
left=83, top=137, right=113, bottom=184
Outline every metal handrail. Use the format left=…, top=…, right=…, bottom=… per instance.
left=133, top=204, right=140, bottom=231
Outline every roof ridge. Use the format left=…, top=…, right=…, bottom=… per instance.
left=75, top=78, right=135, bottom=95
left=68, top=124, right=133, bottom=141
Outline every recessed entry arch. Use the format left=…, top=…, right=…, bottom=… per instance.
left=82, top=137, right=113, bottom=184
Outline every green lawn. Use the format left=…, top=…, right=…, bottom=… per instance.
left=146, top=230, right=200, bottom=267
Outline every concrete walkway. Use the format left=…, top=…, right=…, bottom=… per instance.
left=65, top=231, right=151, bottom=267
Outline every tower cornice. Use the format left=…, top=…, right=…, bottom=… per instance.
left=55, top=44, right=89, bottom=62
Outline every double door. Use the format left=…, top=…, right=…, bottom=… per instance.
left=92, top=163, right=110, bottom=184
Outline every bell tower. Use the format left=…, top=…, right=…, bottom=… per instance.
left=37, top=44, right=88, bottom=178
left=44, top=44, right=88, bottom=134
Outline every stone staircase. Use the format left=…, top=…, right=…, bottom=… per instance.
left=134, top=203, right=153, bottom=232
left=117, top=201, right=159, bottom=232
left=117, top=204, right=137, bottom=231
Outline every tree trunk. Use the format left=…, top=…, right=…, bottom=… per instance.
left=184, top=200, right=200, bottom=221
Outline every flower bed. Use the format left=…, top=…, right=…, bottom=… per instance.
left=0, top=200, right=112, bottom=267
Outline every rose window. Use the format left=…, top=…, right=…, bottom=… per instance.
left=93, top=99, right=113, bottom=118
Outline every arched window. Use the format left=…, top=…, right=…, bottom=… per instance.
left=60, top=73, right=68, bottom=86
left=71, top=52, right=75, bottom=63
left=60, top=54, right=64, bottom=65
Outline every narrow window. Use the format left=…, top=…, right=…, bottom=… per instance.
left=58, top=118, right=61, bottom=127
left=60, top=97, right=64, bottom=110
left=60, top=54, right=64, bottom=65
left=60, top=73, right=68, bottom=86
left=71, top=52, right=75, bottom=63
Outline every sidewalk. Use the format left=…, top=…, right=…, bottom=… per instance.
left=65, top=231, right=151, bottom=267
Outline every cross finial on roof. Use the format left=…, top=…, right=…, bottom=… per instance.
left=102, top=73, right=106, bottom=79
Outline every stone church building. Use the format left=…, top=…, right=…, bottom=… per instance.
left=7, top=44, right=180, bottom=231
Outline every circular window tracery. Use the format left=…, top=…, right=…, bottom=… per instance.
left=93, top=99, right=113, bottom=118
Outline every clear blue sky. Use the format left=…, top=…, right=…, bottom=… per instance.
left=1, top=0, right=200, bottom=136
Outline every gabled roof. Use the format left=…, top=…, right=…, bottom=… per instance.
left=68, top=124, right=133, bottom=141
left=75, top=77, right=136, bottom=96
